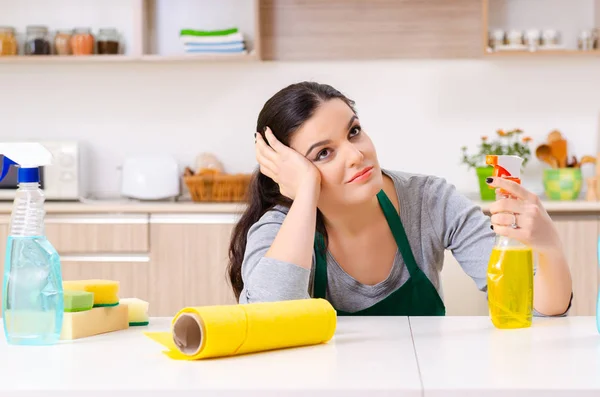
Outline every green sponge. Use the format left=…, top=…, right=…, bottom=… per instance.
left=64, top=290, right=94, bottom=312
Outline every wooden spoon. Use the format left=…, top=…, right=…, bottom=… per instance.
left=536, top=144, right=559, bottom=168
left=577, top=155, right=597, bottom=167
left=547, top=130, right=563, bottom=143
left=549, top=138, right=568, bottom=168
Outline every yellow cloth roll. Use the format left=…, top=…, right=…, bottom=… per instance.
left=145, top=298, right=337, bottom=360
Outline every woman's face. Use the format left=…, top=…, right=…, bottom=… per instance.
left=289, top=98, right=383, bottom=208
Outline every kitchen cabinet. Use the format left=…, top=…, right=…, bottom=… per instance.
left=3, top=0, right=598, bottom=63
left=49, top=214, right=152, bottom=305
left=441, top=251, right=488, bottom=316
left=149, top=214, right=238, bottom=317
left=45, top=214, right=149, bottom=253
left=260, top=0, right=483, bottom=60
left=551, top=215, right=599, bottom=316
left=441, top=215, right=600, bottom=316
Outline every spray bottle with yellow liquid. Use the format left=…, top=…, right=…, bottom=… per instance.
left=486, top=154, right=534, bottom=329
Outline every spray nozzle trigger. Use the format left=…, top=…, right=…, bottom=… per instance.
left=0, top=156, right=17, bottom=183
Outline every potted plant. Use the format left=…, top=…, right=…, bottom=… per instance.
left=461, top=129, right=532, bottom=201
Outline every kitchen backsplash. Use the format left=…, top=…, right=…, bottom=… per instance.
left=0, top=59, right=599, bottom=199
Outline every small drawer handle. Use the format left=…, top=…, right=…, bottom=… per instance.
left=60, top=254, right=150, bottom=263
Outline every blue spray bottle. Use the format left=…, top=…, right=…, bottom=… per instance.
left=1, top=143, right=63, bottom=345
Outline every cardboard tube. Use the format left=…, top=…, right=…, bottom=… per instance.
left=172, top=313, right=204, bottom=356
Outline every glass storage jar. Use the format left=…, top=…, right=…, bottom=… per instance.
left=71, top=27, right=94, bottom=55
left=54, top=29, right=72, bottom=55
left=25, top=25, right=51, bottom=55
left=0, top=27, right=17, bottom=56
left=97, top=28, right=120, bottom=54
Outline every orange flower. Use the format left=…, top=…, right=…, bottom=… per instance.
left=481, top=136, right=488, bottom=141
left=522, top=136, right=532, bottom=143
left=497, top=129, right=507, bottom=136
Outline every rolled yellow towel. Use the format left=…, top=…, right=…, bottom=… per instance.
left=145, top=298, right=336, bottom=360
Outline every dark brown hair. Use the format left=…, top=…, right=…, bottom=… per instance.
left=227, top=81, right=357, bottom=300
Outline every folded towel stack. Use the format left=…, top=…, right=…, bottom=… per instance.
left=180, top=27, right=247, bottom=55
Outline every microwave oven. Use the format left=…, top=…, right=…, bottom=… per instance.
left=0, top=141, right=85, bottom=201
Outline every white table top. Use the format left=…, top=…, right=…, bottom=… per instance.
left=410, top=316, right=600, bottom=397
left=2, top=316, right=600, bottom=396
left=0, top=316, right=421, bottom=397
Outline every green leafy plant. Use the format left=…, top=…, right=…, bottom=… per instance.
left=461, top=129, right=533, bottom=170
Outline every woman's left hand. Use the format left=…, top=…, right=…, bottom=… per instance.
left=487, top=177, right=562, bottom=256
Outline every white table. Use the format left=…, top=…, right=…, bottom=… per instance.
left=2, top=316, right=600, bottom=396
left=0, top=317, right=421, bottom=397
left=410, top=316, right=600, bottom=397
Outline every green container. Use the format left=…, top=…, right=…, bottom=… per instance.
left=476, top=166, right=495, bottom=201
left=542, top=168, right=583, bottom=201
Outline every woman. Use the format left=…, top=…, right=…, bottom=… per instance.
left=228, top=82, right=572, bottom=316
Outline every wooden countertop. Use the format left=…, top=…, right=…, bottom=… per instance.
left=0, top=198, right=597, bottom=215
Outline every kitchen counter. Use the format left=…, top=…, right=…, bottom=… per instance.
left=0, top=316, right=598, bottom=396
left=0, top=198, right=598, bottom=215
left=0, top=316, right=422, bottom=397
left=411, top=316, right=600, bottom=396
left=0, top=199, right=246, bottom=214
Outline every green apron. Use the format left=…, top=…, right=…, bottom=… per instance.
left=313, top=190, right=446, bottom=316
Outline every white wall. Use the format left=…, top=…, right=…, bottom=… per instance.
left=1, top=58, right=599, bottom=199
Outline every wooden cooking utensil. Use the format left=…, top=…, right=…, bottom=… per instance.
left=578, top=155, right=597, bottom=167
left=547, top=130, right=563, bottom=143
left=549, top=138, right=568, bottom=168
left=535, top=144, right=559, bottom=168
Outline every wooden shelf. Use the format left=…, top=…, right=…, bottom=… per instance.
left=483, top=0, right=600, bottom=57
left=3, top=0, right=600, bottom=62
left=484, top=49, right=600, bottom=57
left=140, top=51, right=259, bottom=62
left=0, top=0, right=261, bottom=62
left=0, top=52, right=259, bottom=63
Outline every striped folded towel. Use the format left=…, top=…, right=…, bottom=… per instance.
left=179, top=27, right=245, bottom=46
left=183, top=43, right=246, bottom=52
left=184, top=48, right=247, bottom=54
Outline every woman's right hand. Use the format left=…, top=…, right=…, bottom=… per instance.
left=255, top=127, right=321, bottom=200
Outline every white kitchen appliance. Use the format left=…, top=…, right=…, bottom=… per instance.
left=0, top=141, right=85, bottom=201
left=120, top=154, right=180, bottom=200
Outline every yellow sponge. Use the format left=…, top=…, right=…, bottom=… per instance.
left=120, top=298, right=149, bottom=326
left=63, top=280, right=119, bottom=307
left=60, top=305, right=128, bottom=340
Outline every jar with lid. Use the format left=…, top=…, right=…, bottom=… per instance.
left=70, top=27, right=95, bottom=55
left=54, top=29, right=72, bottom=55
left=0, top=27, right=18, bottom=56
left=524, top=29, right=540, bottom=51
left=488, top=30, right=505, bottom=50
left=578, top=30, right=594, bottom=51
left=25, top=25, right=51, bottom=55
left=506, top=30, right=523, bottom=46
left=541, top=29, right=559, bottom=47
left=97, top=28, right=120, bottom=54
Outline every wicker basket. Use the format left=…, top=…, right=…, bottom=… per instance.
left=184, top=172, right=253, bottom=202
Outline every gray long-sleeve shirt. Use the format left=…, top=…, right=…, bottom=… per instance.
left=239, top=169, right=570, bottom=315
